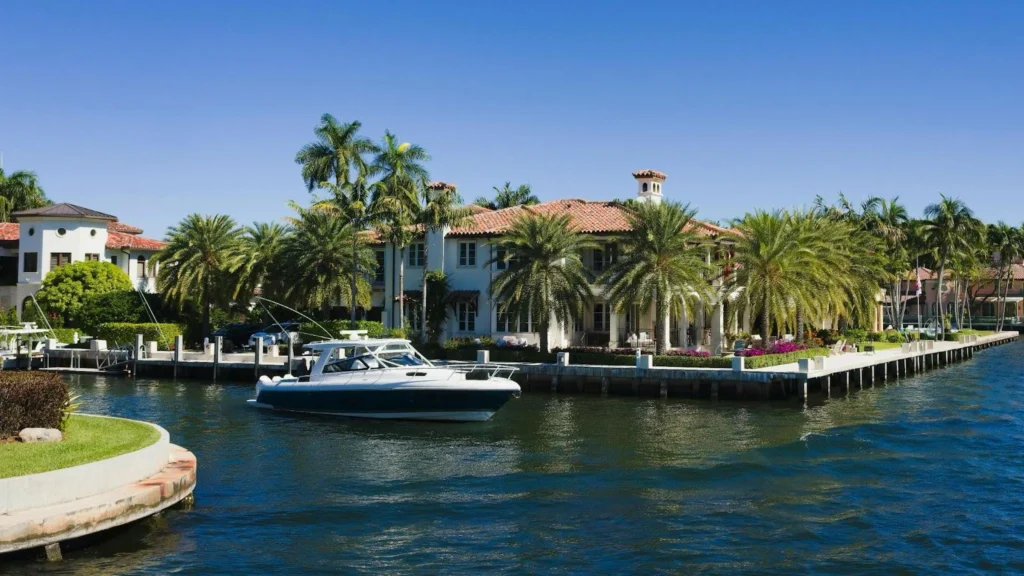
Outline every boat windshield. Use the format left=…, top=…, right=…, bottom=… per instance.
left=378, top=351, right=426, bottom=367
left=322, top=354, right=382, bottom=373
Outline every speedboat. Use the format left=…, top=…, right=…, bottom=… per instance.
left=247, top=338, right=521, bottom=422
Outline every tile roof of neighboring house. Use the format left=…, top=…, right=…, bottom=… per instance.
left=632, top=169, right=667, bottom=180
left=0, top=222, right=164, bottom=250
left=446, top=199, right=729, bottom=237
left=0, top=222, right=19, bottom=241
left=912, top=267, right=938, bottom=280
left=11, top=202, right=118, bottom=221
left=464, top=204, right=493, bottom=215
left=105, top=230, right=165, bottom=251
left=108, top=221, right=144, bottom=234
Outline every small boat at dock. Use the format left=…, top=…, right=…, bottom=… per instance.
left=247, top=338, right=521, bottom=422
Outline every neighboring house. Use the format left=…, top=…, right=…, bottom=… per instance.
left=899, top=264, right=1024, bottom=328
left=0, top=203, right=165, bottom=317
left=371, top=170, right=743, bottom=352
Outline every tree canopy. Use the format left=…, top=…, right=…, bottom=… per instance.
left=35, top=261, right=134, bottom=326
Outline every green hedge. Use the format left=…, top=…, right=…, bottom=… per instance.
left=299, top=320, right=407, bottom=340
left=743, top=348, right=831, bottom=369
left=93, top=323, right=185, bottom=350
left=0, top=372, right=68, bottom=437
left=50, top=328, right=85, bottom=344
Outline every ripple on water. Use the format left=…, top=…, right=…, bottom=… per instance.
left=3, top=341, right=1023, bottom=575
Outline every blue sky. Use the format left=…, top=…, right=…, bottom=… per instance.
left=1, top=0, right=1022, bottom=236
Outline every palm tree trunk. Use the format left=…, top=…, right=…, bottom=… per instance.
left=539, top=319, right=550, bottom=353
left=760, top=292, right=770, bottom=344
left=796, top=305, right=805, bottom=344
left=350, top=232, right=359, bottom=323
left=421, top=243, right=429, bottom=340
left=201, top=282, right=211, bottom=346
left=398, top=247, right=406, bottom=332
left=654, top=298, right=666, bottom=355
left=936, top=262, right=946, bottom=339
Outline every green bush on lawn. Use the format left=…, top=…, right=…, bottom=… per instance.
left=93, top=323, right=185, bottom=350
left=0, top=372, right=68, bottom=437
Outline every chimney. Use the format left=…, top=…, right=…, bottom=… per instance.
left=632, top=169, right=666, bottom=204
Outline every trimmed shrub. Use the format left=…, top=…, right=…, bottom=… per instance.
left=884, top=330, right=902, bottom=343
left=74, top=290, right=149, bottom=335
left=50, top=328, right=84, bottom=344
left=299, top=320, right=386, bottom=340
left=665, top=349, right=711, bottom=357
left=94, top=323, right=185, bottom=350
left=866, top=331, right=883, bottom=342
left=744, top=348, right=831, bottom=369
left=0, top=372, right=69, bottom=437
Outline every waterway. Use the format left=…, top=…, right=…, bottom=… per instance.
left=3, top=341, right=1023, bottom=574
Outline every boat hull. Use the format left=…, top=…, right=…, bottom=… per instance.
left=252, top=384, right=519, bottom=422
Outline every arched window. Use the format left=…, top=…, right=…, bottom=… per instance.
left=137, top=256, right=146, bottom=278
left=642, top=182, right=648, bottom=192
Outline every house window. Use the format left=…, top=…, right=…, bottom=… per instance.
left=642, top=182, right=648, bottom=192
left=85, top=253, right=100, bottom=262
left=110, top=255, right=118, bottom=266
left=496, top=305, right=512, bottom=332
left=374, top=251, right=385, bottom=282
left=49, top=253, right=72, bottom=269
left=593, top=248, right=605, bottom=272
left=137, top=256, right=147, bottom=278
left=459, top=242, right=476, bottom=267
left=518, top=311, right=534, bottom=333
left=408, top=243, right=425, bottom=267
left=494, top=246, right=507, bottom=270
left=23, top=252, right=38, bottom=273
left=593, top=303, right=610, bottom=332
left=457, top=302, right=475, bottom=332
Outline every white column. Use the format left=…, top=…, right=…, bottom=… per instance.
left=608, top=306, right=619, bottom=348
left=711, top=301, right=724, bottom=355
left=661, top=308, right=671, bottom=351
left=678, top=304, right=688, bottom=349
left=742, top=296, right=752, bottom=334
left=695, top=300, right=705, bottom=347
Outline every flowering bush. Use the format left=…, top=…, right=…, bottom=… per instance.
left=766, top=341, right=806, bottom=354
left=737, top=348, right=765, bottom=357
left=665, top=349, right=711, bottom=357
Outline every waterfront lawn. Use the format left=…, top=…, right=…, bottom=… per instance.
left=0, top=415, right=160, bottom=479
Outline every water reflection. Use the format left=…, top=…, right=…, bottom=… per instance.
left=4, top=341, right=1022, bottom=574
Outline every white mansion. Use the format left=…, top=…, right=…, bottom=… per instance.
left=371, top=170, right=747, bottom=353
left=0, top=203, right=165, bottom=316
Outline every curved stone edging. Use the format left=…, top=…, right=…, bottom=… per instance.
left=0, top=414, right=169, bottom=515
left=0, top=444, right=196, bottom=554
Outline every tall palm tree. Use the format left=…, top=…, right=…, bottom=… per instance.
left=278, top=204, right=376, bottom=317
left=599, top=201, right=712, bottom=354
left=862, top=197, right=911, bottom=328
left=921, top=195, right=982, bottom=338
left=294, top=114, right=375, bottom=190
left=987, top=222, right=1020, bottom=331
left=726, top=211, right=834, bottom=342
left=235, top=221, right=289, bottom=302
left=0, top=168, right=50, bottom=222
left=318, top=173, right=377, bottom=321
left=474, top=182, right=539, bottom=210
left=489, top=212, right=595, bottom=352
left=418, top=182, right=472, bottom=339
left=371, top=131, right=429, bottom=332
left=157, top=214, right=245, bottom=338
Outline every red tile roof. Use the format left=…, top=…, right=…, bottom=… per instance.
left=632, top=169, right=667, bottom=180
left=447, top=199, right=727, bottom=237
left=0, top=223, right=19, bottom=241
left=109, top=221, right=144, bottom=234
left=426, top=181, right=456, bottom=190
left=0, top=222, right=164, bottom=250
left=105, top=230, right=165, bottom=251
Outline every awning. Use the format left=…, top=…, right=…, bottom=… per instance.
left=972, top=296, right=1023, bottom=303
left=446, top=290, right=480, bottom=309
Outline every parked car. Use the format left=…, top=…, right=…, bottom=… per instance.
left=248, top=322, right=301, bottom=348
left=209, top=322, right=263, bottom=349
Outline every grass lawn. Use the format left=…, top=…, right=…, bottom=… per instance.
left=0, top=415, right=160, bottom=479
left=859, top=341, right=904, bottom=351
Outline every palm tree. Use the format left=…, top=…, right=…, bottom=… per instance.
left=235, top=221, right=289, bottom=302
left=987, top=222, right=1020, bottom=331
left=371, top=131, right=429, bottom=332
left=599, top=201, right=712, bottom=354
left=862, top=197, right=911, bottom=328
left=489, top=212, right=595, bottom=352
left=921, top=195, right=982, bottom=338
left=157, top=214, right=245, bottom=339
left=294, top=114, right=375, bottom=190
left=0, top=168, right=50, bottom=222
left=475, top=182, right=539, bottom=210
left=726, top=211, right=834, bottom=343
left=418, top=182, right=472, bottom=339
left=318, top=174, right=377, bottom=321
left=278, top=204, right=376, bottom=317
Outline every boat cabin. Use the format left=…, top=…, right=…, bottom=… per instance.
left=305, top=339, right=434, bottom=376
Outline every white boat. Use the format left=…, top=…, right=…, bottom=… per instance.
left=247, top=338, right=521, bottom=422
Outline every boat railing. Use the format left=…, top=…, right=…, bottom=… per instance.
left=445, top=363, right=518, bottom=381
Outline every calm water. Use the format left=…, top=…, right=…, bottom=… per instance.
left=3, top=341, right=1023, bottom=574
